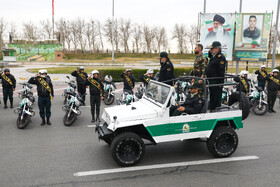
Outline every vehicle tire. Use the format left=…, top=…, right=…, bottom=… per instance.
left=207, top=126, right=238, bottom=157
left=252, top=102, right=268, bottom=116
left=63, top=111, right=77, bottom=126
left=104, top=92, right=115, bottom=105
left=228, top=91, right=250, bottom=120
left=63, top=97, right=67, bottom=105
left=110, top=132, right=145, bottom=167
left=17, top=114, right=30, bottom=129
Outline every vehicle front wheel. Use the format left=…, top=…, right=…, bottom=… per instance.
left=110, top=132, right=145, bottom=167
left=207, top=126, right=238, bottom=158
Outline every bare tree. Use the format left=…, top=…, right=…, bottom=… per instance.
left=104, top=18, right=120, bottom=52
left=10, top=21, right=18, bottom=40
left=172, top=23, right=188, bottom=52
left=96, top=20, right=104, bottom=52
left=40, top=19, right=52, bottom=39
left=75, top=18, right=86, bottom=52
left=186, top=24, right=199, bottom=53
left=0, top=17, right=7, bottom=52
left=154, top=26, right=167, bottom=53
left=132, top=23, right=142, bottom=53
left=23, top=22, right=39, bottom=42
left=143, top=24, right=155, bottom=53
left=70, top=19, right=79, bottom=53
left=119, top=18, right=132, bottom=53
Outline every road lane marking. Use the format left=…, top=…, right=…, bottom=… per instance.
left=87, top=125, right=96, bottom=127
left=74, top=155, right=259, bottom=177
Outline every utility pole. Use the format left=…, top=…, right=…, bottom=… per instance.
left=203, top=0, right=206, bottom=14
left=239, top=0, right=242, bottom=13
left=52, top=0, right=55, bottom=39
left=272, top=0, right=280, bottom=69
left=112, top=0, right=115, bottom=63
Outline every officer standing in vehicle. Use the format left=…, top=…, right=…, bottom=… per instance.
left=255, top=65, right=268, bottom=90
left=158, top=52, right=175, bottom=86
left=28, top=70, right=54, bottom=126
left=266, top=69, right=280, bottom=113
left=234, top=71, right=251, bottom=95
left=0, top=68, right=16, bottom=109
left=205, top=41, right=226, bottom=111
left=192, top=44, right=208, bottom=78
left=71, top=66, right=88, bottom=104
left=121, top=69, right=135, bottom=93
left=139, top=69, right=155, bottom=87
left=86, top=70, right=104, bottom=123
left=170, top=82, right=204, bottom=116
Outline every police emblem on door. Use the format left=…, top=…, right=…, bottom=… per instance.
left=183, top=124, right=190, bottom=133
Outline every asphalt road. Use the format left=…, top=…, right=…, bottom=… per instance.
left=0, top=92, right=280, bottom=187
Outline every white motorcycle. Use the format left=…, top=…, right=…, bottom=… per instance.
left=14, top=83, right=35, bottom=129
left=103, top=75, right=116, bottom=105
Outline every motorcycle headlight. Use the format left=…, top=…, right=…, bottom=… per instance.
left=75, top=98, right=80, bottom=106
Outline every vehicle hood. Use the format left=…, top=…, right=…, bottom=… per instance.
left=102, top=100, right=158, bottom=123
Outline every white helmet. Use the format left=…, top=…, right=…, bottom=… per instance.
left=78, top=66, right=84, bottom=70
left=104, top=75, right=113, bottom=82
left=240, top=70, right=248, bottom=77
left=38, top=69, right=47, bottom=74
left=146, top=69, right=154, bottom=74
left=126, top=69, right=132, bottom=72
left=92, top=70, right=99, bottom=75
left=261, top=65, right=266, bottom=69
left=272, top=69, right=279, bottom=73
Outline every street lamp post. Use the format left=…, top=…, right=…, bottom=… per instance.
left=272, top=0, right=280, bottom=70
left=112, top=0, right=115, bottom=63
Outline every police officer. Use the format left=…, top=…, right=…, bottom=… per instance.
left=0, top=68, right=16, bottom=109
left=205, top=41, right=226, bottom=111
left=71, top=66, right=88, bottom=104
left=192, top=44, right=208, bottom=78
left=234, top=71, right=251, bottom=95
left=28, top=70, right=54, bottom=126
left=243, top=15, right=261, bottom=40
left=121, top=69, right=135, bottom=93
left=86, top=70, right=104, bottom=123
left=139, top=69, right=155, bottom=87
left=266, top=69, right=280, bottom=113
left=158, top=51, right=175, bottom=86
left=255, top=65, right=267, bottom=90
left=170, top=82, right=204, bottom=116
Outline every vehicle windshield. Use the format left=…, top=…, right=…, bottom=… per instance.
left=145, top=81, right=170, bottom=105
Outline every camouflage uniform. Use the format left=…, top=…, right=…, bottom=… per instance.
left=193, top=54, right=208, bottom=77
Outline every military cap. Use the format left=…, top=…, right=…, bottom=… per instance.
left=213, top=14, right=225, bottom=24
left=210, top=41, right=222, bottom=48
left=189, top=82, right=200, bottom=89
left=160, top=51, right=168, bottom=58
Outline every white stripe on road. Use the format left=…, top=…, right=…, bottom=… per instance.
left=74, top=155, right=259, bottom=177
left=87, top=125, right=96, bottom=127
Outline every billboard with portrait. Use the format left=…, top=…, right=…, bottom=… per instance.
left=234, top=13, right=272, bottom=62
left=200, top=13, right=235, bottom=60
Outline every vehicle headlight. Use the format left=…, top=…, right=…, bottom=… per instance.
left=75, top=98, right=80, bottom=106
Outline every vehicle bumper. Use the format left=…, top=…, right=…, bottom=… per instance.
left=97, top=123, right=113, bottom=140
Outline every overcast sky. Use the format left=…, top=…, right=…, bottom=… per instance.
left=1, top=0, right=279, bottom=51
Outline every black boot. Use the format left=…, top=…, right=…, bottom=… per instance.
left=268, top=106, right=272, bottom=113
left=41, top=117, right=46, bottom=126
left=96, top=117, right=101, bottom=122
left=10, top=102, right=13, bottom=108
left=271, top=108, right=276, bottom=113
left=91, top=116, right=95, bottom=123
left=4, top=105, right=7, bottom=109
left=47, top=117, right=52, bottom=125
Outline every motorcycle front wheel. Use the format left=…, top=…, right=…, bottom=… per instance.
left=17, top=114, right=31, bottom=129
left=252, top=102, right=268, bottom=116
left=103, top=92, right=115, bottom=105
left=63, top=110, right=77, bottom=126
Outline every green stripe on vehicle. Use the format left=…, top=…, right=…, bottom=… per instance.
left=146, top=117, right=243, bottom=137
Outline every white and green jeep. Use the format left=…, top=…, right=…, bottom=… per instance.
left=96, top=78, right=247, bottom=167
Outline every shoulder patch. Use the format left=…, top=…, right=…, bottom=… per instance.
left=220, top=61, right=224, bottom=64
left=166, top=62, right=169, bottom=65
left=218, top=54, right=221, bottom=57
left=167, top=68, right=171, bottom=71
left=199, top=100, right=202, bottom=104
